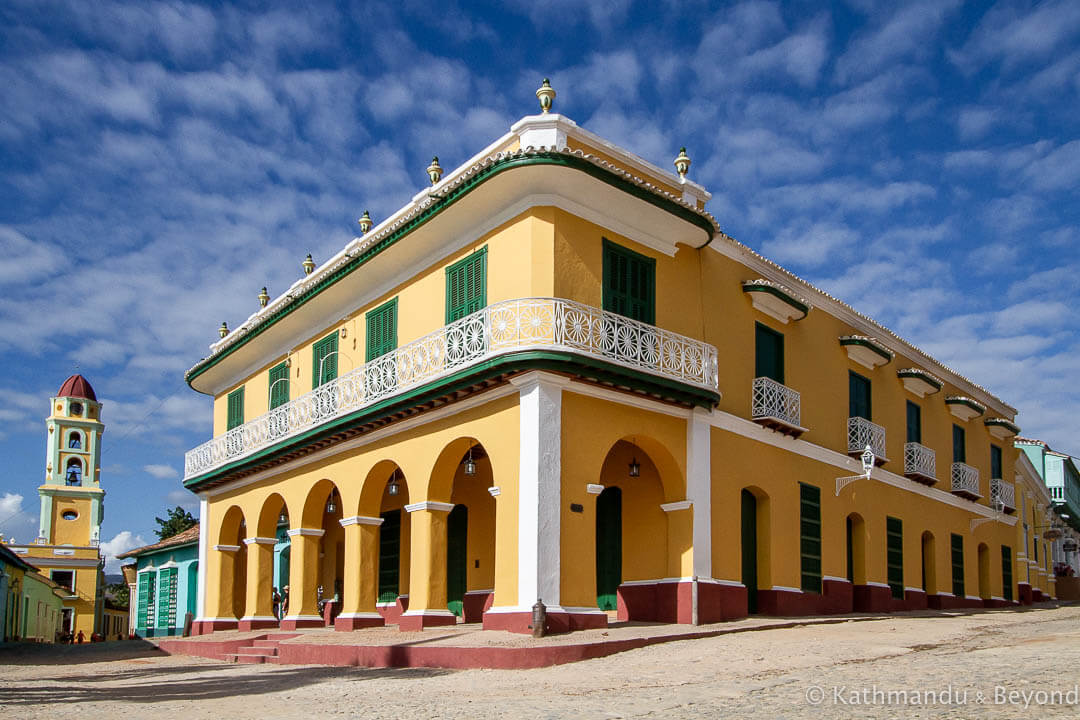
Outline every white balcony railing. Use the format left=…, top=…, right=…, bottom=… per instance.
left=848, top=416, right=887, bottom=462
left=991, top=477, right=1016, bottom=511
left=951, top=462, right=981, bottom=498
left=751, top=377, right=802, bottom=432
left=904, top=442, right=936, bottom=483
left=185, top=297, right=719, bottom=479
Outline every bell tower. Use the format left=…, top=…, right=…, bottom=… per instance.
left=38, top=374, right=106, bottom=547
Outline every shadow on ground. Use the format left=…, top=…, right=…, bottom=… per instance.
left=0, top=639, right=165, bottom=666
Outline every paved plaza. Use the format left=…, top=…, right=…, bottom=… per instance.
left=2, top=604, right=1079, bottom=719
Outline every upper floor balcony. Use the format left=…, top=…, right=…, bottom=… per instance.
left=991, top=477, right=1017, bottom=514
left=184, top=297, right=720, bottom=481
left=903, top=442, right=937, bottom=486
left=848, top=416, right=887, bottom=465
left=750, top=377, right=806, bottom=437
left=950, top=462, right=981, bottom=500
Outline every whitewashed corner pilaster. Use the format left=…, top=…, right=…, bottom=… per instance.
left=687, top=407, right=712, bottom=581
left=196, top=495, right=208, bottom=620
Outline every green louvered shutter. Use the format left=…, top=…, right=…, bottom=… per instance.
left=1001, top=545, right=1013, bottom=602
left=951, top=534, right=965, bottom=597
left=755, top=322, right=784, bottom=383
left=226, top=388, right=244, bottom=430
left=799, top=483, right=822, bottom=594
left=953, top=425, right=966, bottom=463
left=157, top=568, right=177, bottom=630
left=602, top=240, right=655, bottom=324
left=887, top=517, right=904, bottom=600
left=312, top=333, right=338, bottom=388
left=366, top=299, right=398, bottom=361
left=268, top=362, right=289, bottom=409
left=848, top=371, right=871, bottom=420
left=378, top=510, right=401, bottom=604
left=445, top=248, right=487, bottom=323
left=136, top=573, right=150, bottom=630
left=906, top=401, right=921, bottom=443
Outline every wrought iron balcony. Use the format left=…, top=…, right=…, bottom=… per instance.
left=991, top=477, right=1016, bottom=513
left=751, top=377, right=805, bottom=437
left=848, top=416, right=887, bottom=464
left=950, top=462, right=981, bottom=500
left=903, top=442, right=937, bottom=485
left=185, top=297, right=719, bottom=479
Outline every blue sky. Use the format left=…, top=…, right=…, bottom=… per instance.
left=1, top=0, right=1078, bottom=571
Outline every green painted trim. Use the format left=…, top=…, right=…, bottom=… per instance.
left=226, top=387, right=244, bottom=431
left=186, top=152, right=717, bottom=389
left=365, top=297, right=399, bottom=362
left=984, top=417, right=1020, bottom=435
left=741, top=283, right=810, bottom=317
left=445, top=247, right=487, bottom=324
left=312, top=332, right=339, bottom=389
left=184, top=350, right=721, bottom=491
left=839, top=336, right=893, bottom=363
left=896, top=368, right=943, bottom=391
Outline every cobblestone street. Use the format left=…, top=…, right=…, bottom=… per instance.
left=2, top=605, right=1079, bottom=719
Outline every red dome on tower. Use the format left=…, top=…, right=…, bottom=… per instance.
left=57, top=374, right=97, bottom=402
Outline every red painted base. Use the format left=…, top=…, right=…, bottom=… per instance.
left=377, top=597, right=409, bottom=624
left=463, top=592, right=494, bottom=624
left=927, top=594, right=984, bottom=610
left=982, top=598, right=1012, bottom=608
left=615, top=580, right=751, bottom=624
left=1018, top=583, right=1033, bottom=605
left=902, top=589, right=928, bottom=610
left=699, top=581, right=749, bottom=623
left=757, top=579, right=854, bottom=616
left=853, top=584, right=892, bottom=612
left=334, top=615, right=386, bottom=631
left=481, top=609, right=608, bottom=634
left=280, top=617, right=324, bottom=630
left=192, top=619, right=238, bottom=635
left=238, top=618, right=279, bottom=631
left=1032, top=589, right=1046, bottom=602
left=398, top=612, right=457, bottom=631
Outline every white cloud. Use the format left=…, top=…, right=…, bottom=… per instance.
left=0, top=227, right=62, bottom=286
left=143, top=464, right=179, bottom=479
left=166, top=489, right=198, bottom=511
left=0, top=493, right=39, bottom=543
left=834, top=1, right=960, bottom=83
left=949, top=0, right=1080, bottom=74
left=100, top=530, right=146, bottom=573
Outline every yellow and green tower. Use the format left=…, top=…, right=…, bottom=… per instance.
left=11, top=375, right=107, bottom=638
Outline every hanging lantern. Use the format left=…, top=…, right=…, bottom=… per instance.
left=278, top=511, right=288, bottom=525
left=628, top=437, right=641, bottom=477
left=387, top=470, right=400, bottom=496
left=464, top=445, right=477, bottom=477
left=860, top=445, right=876, bottom=476
left=325, top=495, right=336, bottom=514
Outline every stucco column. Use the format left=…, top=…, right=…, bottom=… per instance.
left=282, top=528, right=325, bottom=629
left=399, top=502, right=455, bottom=631
left=194, top=496, right=209, bottom=631
left=686, top=408, right=712, bottom=581
left=335, top=516, right=384, bottom=631
left=239, top=537, right=275, bottom=630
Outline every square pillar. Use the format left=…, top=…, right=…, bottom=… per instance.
left=239, top=537, right=276, bottom=630
left=335, top=516, right=385, bottom=631
left=399, top=502, right=456, bottom=631
left=281, top=528, right=325, bottom=630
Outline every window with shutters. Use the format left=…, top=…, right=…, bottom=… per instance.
left=226, top=387, right=244, bottom=430
left=445, top=248, right=487, bottom=323
left=157, top=567, right=178, bottom=630
left=366, top=298, right=398, bottom=362
left=953, top=425, right=966, bottom=463
left=268, top=362, right=289, bottom=410
left=906, top=401, right=921, bottom=444
left=799, top=483, right=822, bottom=594
left=849, top=371, right=871, bottom=420
left=755, top=323, right=784, bottom=383
left=887, top=516, right=904, bottom=599
left=312, top=333, right=338, bottom=389
left=990, top=444, right=1002, bottom=479
left=951, top=533, right=965, bottom=597
left=602, top=239, right=655, bottom=324
left=1001, top=545, right=1013, bottom=602
left=139, top=570, right=156, bottom=631
left=378, top=510, right=401, bottom=603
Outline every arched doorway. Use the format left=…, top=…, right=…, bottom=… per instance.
left=596, top=487, right=622, bottom=611
left=296, top=480, right=344, bottom=626
left=921, top=532, right=936, bottom=595
left=245, top=494, right=289, bottom=629
left=846, top=513, right=866, bottom=586
left=741, top=489, right=758, bottom=613
left=447, top=504, right=468, bottom=617
left=215, top=505, right=246, bottom=625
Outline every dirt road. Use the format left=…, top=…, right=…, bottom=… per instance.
left=2, top=605, right=1079, bottom=719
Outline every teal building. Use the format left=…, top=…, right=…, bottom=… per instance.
left=118, top=525, right=200, bottom=637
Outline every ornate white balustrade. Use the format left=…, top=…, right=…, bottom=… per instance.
left=991, top=477, right=1016, bottom=512
left=185, top=297, right=719, bottom=479
left=951, top=462, right=981, bottom=499
left=903, top=442, right=937, bottom=485
left=848, top=416, right=887, bottom=463
left=751, top=377, right=805, bottom=436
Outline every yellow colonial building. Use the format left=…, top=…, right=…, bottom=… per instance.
left=7, top=375, right=107, bottom=638
left=184, top=82, right=1037, bottom=635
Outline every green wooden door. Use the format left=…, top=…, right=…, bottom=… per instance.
left=754, top=323, right=784, bottom=383
left=136, top=572, right=150, bottom=631
left=1001, top=545, right=1013, bottom=602
left=365, top=298, right=398, bottom=361
left=951, top=533, right=965, bottom=597
left=446, top=249, right=487, bottom=323
left=226, top=387, right=244, bottom=430
left=312, top=333, right=338, bottom=388
left=446, top=505, right=468, bottom=617
left=269, top=362, right=289, bottom=409
left=953, top=425, right=966, bottom=463
left=799, top=483, right=822, bottom=594
left=378, top=510, right=401, bottom=604
left=848, top=371, right=871, bottom=420
left=886, top=517, right=904, bottom=600
left=846, top=516, right=855, bottom=583
left=596, top=487, right=622, bottom=611
left=741, top=489, right=758, bottom=613
left=602, top=240, right=655, bottom=324
left=906, top=401, right=921, bottom=443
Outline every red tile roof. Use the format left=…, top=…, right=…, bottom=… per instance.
left=117, top=524, right=199, bottom=559
left=57, top=374, right=97, bottom=401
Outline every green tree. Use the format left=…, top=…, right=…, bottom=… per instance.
left=154, top=506, right=197, bottom=540
left=106, top=582, right=129, bottom=610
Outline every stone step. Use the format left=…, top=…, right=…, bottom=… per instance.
left=223, top=652, right=267, bottom=664
left=235, top=647, right=277, bottom=657
left=250, top=641, right=282, bottom=649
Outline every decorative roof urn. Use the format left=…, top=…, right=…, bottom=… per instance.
left=427, top=157, right=443, bottom=185
left=536, top=78, right=556, bottom=113
left=674, top=147, right=691, bottom=180
left=358, top=210, right=372, bottom=234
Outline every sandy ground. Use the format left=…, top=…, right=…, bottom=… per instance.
left=2, top=605, right=1080, bottom=719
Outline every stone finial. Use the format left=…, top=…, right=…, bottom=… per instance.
left=674, top=147, right=691, bottom=180
left=427, top=156, right=443, bottom=185
left=303, top=253, right=315, bottom=275
left=358, top=210, right=372, bottom=234
left=536, top=78, right=556, bottom=113
left=258, top=287, right=269, bottom=308
left=219, top=321, right=228, bottom=339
